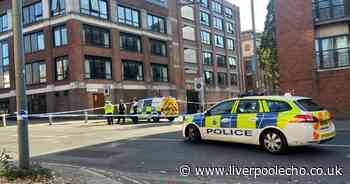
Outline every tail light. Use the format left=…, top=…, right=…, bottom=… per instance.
left=290, top=114, right=319, bottom=123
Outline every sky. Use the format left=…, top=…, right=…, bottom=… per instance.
left=230, top=0, right=270, bottom=32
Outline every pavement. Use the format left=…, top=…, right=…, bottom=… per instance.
left=0, top=119, right=349, bottom=184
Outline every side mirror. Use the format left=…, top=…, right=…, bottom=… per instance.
left=205, top=111, right=211, bottom=116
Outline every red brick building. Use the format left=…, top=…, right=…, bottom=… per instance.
left=0, top=0, right=241, bottom=114
left=275, top=0, right=350, bottom=118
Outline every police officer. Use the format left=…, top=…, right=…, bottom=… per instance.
left=130, top=97, right=138, bottom=124
left=104, top=101, right=114, bottom=125
left=117, top=99, right=127, bottom=124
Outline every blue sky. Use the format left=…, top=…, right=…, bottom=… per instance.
left=230, top=0, right=270, bottom=32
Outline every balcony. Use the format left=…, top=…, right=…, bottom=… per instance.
left=316, top=48, right=350, bottom=70
left=313, top=0, right=346, bottom=24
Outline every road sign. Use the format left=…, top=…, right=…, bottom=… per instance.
left=194, top=78, right=204, bottom=92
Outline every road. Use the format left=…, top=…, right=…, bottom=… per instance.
left=7, top=121, right=343, bottom=184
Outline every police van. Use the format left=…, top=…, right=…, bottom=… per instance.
left=183, top=96, right=336, bottom=153
left=130, top=97, right=179, bottom=123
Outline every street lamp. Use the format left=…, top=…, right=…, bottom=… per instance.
left=250, top=0, right=260, bottom=93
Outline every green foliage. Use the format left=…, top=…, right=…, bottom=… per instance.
left=258, top=0, right=280, bottom=93
left=0, top=149, right=52, bottom=181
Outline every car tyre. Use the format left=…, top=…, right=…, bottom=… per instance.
left=167, top=117, right=175, bottom=122
left=131, top=117, right=138, bottom=124
left=152, top=117, right=160, bottom=123
left=260, top=129, right=288, bottom=154
left=186, top=125, right=201, bottom=143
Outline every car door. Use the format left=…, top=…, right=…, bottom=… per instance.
left=235, top=99, right=262, bottom=143
left=203, top=100, right=236, bottom=141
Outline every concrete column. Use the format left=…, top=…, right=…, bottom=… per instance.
left=7, top=9, right=12, bottom=30
left=141, top=10, right=148, bottom=30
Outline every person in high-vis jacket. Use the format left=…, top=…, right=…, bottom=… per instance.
left=104, top=101, right=115, bottom=125
left=117, top=99, right=127, bottom=124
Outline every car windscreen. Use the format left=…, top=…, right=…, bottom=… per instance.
left=295, top=99, right=323, bottom=111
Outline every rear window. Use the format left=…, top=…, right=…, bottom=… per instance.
left=295, top=99, right=323, bottom=111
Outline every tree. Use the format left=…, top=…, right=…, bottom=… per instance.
left=258, top=0, right=279, bottom=94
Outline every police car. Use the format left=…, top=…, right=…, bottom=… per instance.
left=183, top=96, right=336, bottom=153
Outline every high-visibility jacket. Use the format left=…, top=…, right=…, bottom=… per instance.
left=104, top=103, right=114, bottom=114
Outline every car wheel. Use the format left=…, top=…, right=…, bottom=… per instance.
left=152, top=117, right=160, bottom=123
left=131, top=117, right=138, bottom=124
left=167, top=117, right=175, bottom=122
left=187, top=125, right=201, bottom=143
left=260, top=130, right=287, bottom=154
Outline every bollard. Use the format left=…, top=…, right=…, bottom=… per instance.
left=84, top=112, right=88, bottom=124
left=49, top=115, right=53, bottom=125
left=2, top=114, right=6, bottom=127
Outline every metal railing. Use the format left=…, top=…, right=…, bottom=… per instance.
left=316, top=48, right=350, bottom=70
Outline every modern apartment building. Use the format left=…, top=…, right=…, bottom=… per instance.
left=240, top=30, right=262, bottom=92
left=275, top=0, right=350, bottom=118
left=0, top=0, right=187, bottom=114
left=180, top=0, right=241, bottom=112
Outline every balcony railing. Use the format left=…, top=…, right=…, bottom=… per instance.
left=313, top=0, right=345, bottom=22
left=316, top=48, right=350, bottom=70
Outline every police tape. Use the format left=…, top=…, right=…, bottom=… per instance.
left=0, top=98, right=220, bottom=120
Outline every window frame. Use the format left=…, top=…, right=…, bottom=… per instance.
left=55, top=56, right=69, bottom=81
left=147, top=13, right=166, bottom=34
left=80, top=0, right=108, bottom=19
left=151, top=64, right=169, bottom=82
left=122, top=60, right=144, bottom=81
left=236, top=99, right=261, bottom=114
left=120, top=32, right=142, bottom=52
left=84, top=55, right=112, bottom=80
left=117, top=5, right=140, bottom=27
left=53, top=25, right=68, bottom=47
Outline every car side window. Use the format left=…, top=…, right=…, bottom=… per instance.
left=237, top=100, right=260, bottom=113
left=266, top=100, right=291, bottom=112
left=207, top=100, right=235, bottom=116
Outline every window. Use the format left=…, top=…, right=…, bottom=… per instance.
left=0, top=14, right=8, bottom=32
left=230, top=73, right=238, bottom=86
left=28, top=94, right=46, bottom=114
left=55, top=56, right=69, bottom=80
left=216, top=54, right=226, bottom=67
left=24, top=31, right=45, bottom=53
left=182, top=26, right=195, bottom=41
left=200, top=12, right=210, bottom=26
left=152, top=64, right=168, bottom=82
left=228, top=56, right=237, bottom=69
left=53, top=25, right=68, bottom=47
left=316, top=35, right=350, bottom=69
left=23, top=1, right=43, bottom=25
left=227, top=38, right=235, bottom=50
left=266, top=100, right=292, bottom=112
left=181, top=6, right=195, bottom=20
left=213, top=17, right=223, bottom=30
left=120, top=33, right=142, bottom=52
left=84, top=56, right=112, bottom=79
left=117, top=5, right=140, bottom=27
left=237, top=100, right=260, bottom=113
left=208, top=100, right=234, bottom=115
left=0, top=41, right=10, bottom=89
left=313, top=0, right=345, bottom=21
left=80, top=0, right=108, bottom=19
left=295, top=99, right=323, bottom=111
left=212, top=1, right=222, bottom=14
left=0, top=99, right=9, bottom=114
left=201, top=31, right=211, bottom=45
left=227, top=22, right=234, bottom=34
left=214, top=35, right=224, bottom=48
left=51, top=0, right=65, bottom=16
left=123, top=60, right=144, bottom=81
left=217, top=72, right=227, bottom=86
left=224, top=7, right=233, bottom=18
left=204, top=71, right=214, bottom=85
left=150, top=39, right=167, bottom=56
left=184, top=48, right=197, bottom=64
left=200, top=0, right=209, bottom=8
left=202, top=52, right=213, bottom=65
left=147, top=14, right=166, bottom=33
left=82, top=24, right=110, bottom=48
left=26, top=61, right=46, bottom=85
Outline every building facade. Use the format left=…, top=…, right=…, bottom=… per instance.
left=0, top=0, right=241, bottom=114
left=240, top=30, right=262, bottom=92
left=180, top=0, right=241, bottom=113
left=275, top=0, right=350, bottom=118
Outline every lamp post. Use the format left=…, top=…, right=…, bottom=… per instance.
left=250, top=0, right=260, bottom=93
left=12, top=0, right=30, bottom=169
